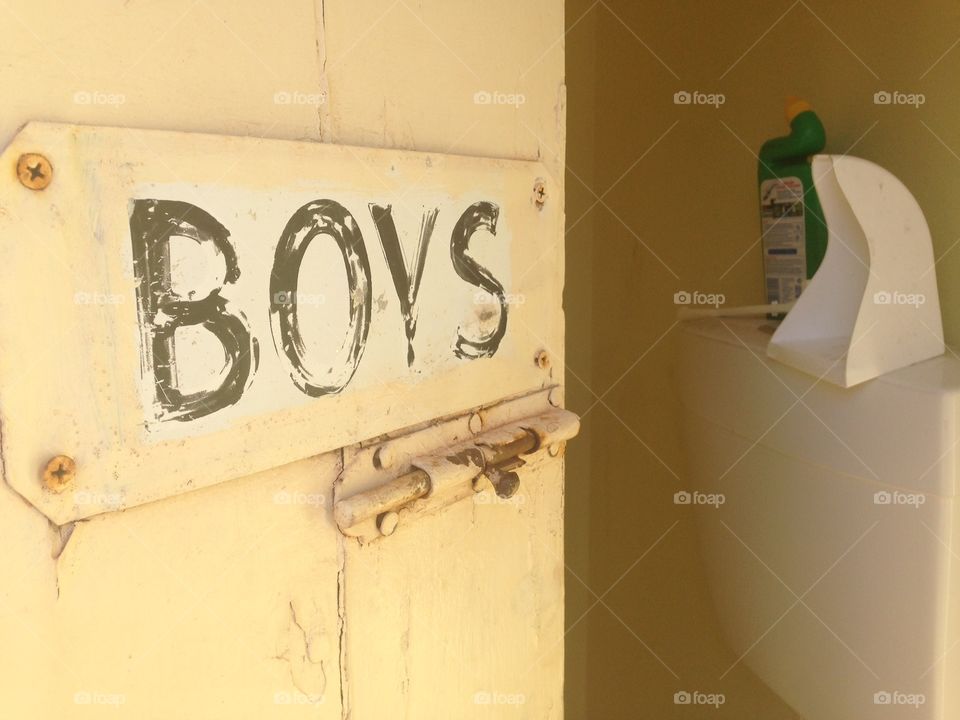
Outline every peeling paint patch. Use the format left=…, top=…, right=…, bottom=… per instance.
left=49, top=521, right=76, bottom=560
left=274, top=598, right=328, bottom=701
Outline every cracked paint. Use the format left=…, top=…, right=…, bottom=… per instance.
left=274, top=599, right=328, bottom=701
left=337, top=530, right=349, bottom=720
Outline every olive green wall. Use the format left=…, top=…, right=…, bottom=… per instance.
left=563, top=3, right=597, bottom=718
left=566, top=0, right=960, bottom=716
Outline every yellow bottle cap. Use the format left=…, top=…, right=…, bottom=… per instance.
left=785, top=96, right=813, bottom=123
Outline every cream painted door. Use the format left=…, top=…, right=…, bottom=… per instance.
left=0, top=2, right=566, bottom=717
left=0, top=120, right=568, bottom=718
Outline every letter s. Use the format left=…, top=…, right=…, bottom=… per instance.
left=450, top=201, right=507, bottom=359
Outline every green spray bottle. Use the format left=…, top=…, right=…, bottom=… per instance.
left=758, top=97, right=827, bottom=306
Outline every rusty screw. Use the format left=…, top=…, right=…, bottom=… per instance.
left=535, top=349, right=551, bottom=370
left=42, top=455, right=75, bottom=493
left=17, top=153, right=53, bottom=190
left=532, top=179, right=547, bottom=209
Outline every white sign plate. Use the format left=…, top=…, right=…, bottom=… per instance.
left=0, top=123, right=562, bottom=523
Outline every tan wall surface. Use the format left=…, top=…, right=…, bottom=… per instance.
left=563, top=4, right=597, bottom=718
left=564, top=0, right=960, bottom=717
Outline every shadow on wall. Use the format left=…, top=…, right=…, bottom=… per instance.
left=566, top=0, right=960, bottom=717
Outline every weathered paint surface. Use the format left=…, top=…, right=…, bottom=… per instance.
left=0, top=1, right=565, bottom=718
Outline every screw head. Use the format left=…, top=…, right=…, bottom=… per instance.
left=377, top=511, right=400, bottom=536
left=17, top=153, right=53, bottom=190
left=535, top=349, right=551, bottom=370
left=42, top=455, right=75, bottom=492
left=532, top=178, right=547, bottom=209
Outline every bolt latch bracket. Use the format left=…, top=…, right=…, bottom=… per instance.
left=334, top=407, right=579, bottom=539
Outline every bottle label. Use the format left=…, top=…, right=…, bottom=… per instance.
left=760, top=176, right=807, bottom=305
